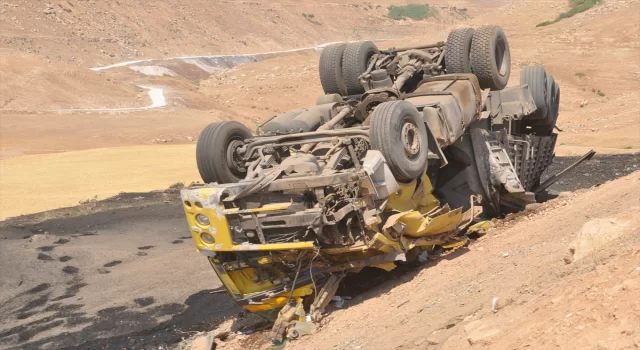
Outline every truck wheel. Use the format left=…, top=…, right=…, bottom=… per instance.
left=342, top=41, right=379, bottom=95
left=369, top=101, right=429, bottom=180
left=319, top=43, right=348, bottom=95
left=196, top=121, right=251, bottom=184
left=445, top=27, right=475, bottom=74
left=470, top=25, right=511, bottom=90
left=547, top=75, right=560, bottom=126
left=520, top=65, right=548, bottom=121
left=532, top=74, right=560, bottom=135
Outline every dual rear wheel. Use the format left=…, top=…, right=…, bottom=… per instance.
left=319, top=41, right=379, bottom=96
left=520, top=65, right=560, bottom=135
left=445, top=25, right=511, bottom=90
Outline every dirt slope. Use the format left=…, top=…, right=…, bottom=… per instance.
left=467, top=0, right=640, bottom=150
left=208, top=171, right=640, bottom=350
left=0, top=171, right=637, bottom=350
left=0, top=0, right=481, bottom=67
left=0, top=51, right=144, bottom=111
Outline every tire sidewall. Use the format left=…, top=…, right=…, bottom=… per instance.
left=196, top=121, right=251, bottom=183
left=371, top=101, right=429, bottom=180
left=489, top=28, right=510, bottom=89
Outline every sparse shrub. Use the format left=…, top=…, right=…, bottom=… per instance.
left=169, top=182, right=184, bottom=190
left=575, top=72, right=585, bottom=77
left=536, top=20, right=554, bottom=27
left=596, top=90, right=605, bottom=97
left=536, top=0, right=602, bottom=27
left=302, top=13, right=321, bottom=25
left=624, top=146, right=633, bottom=149
left=387, top=4, right=434, bottom=20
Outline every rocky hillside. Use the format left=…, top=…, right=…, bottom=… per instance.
left=0, top=0, right=481, bottom=67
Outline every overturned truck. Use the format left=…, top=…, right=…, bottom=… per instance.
left=181, top=26, right=562, bottom=341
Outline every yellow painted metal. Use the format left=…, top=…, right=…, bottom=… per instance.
left=388, top=179, right=419, bottom=212
left=371, top=262, right=397, bottom=271
left=229, top=241, right=315, bottom=251
left=183, top=174, right=475, bottom=314
left=243, top=285, right=314, bottom=312
left=467, top=220, right=493, bottom=234
left=442, top=239, right=467, bottom=249
left=388, top=173, right=440, bottom=213
left=384, top=207, right=463, bottom=238
left=224, top=202, right=291, bottom=214
left=366, top=232, right=403, bottom=252
left=323, top=244, right=369, bottom=255
left=208, top=256, right=315, bottom=312
left=182, top=189, right=314, bottom=252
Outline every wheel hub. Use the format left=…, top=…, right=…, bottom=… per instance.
left=401, top=122, right=421, bottom=157
left=226, top=139, right=246, bottom=174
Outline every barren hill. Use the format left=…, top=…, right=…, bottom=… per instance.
left=0, top=0, right=481, bottom=66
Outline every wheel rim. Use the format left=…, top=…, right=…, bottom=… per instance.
left=495, top=38, right=507, bottom=77
left=401, top=121, right=421, bottom=159
left=226, top=139, right=246, bottom=177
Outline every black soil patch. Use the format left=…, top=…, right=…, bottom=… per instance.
left=79, top=231, right=97, bottom=236
left=15, top=295, right=49, bottom=315
left=97, top=268, right=111, bottom=274
left=54, top=238, right=70, bottom=244
left=44, top=303, right=84, bottom=313
left=62, top=266, right=79, bottom=275
left=59, top=256, right=73, bottom=262
left=134, top=297, right=155, bottom=307
left=137, top=246, right=154, bottom=250
left=103, top=260, right=122, bottom=268
left=37, top=246, right=55, bottom=252
left=37, top=253, right=54, bottom=261
left=137, top=252, right=148, bottom=256
left=180, top=236, right=192, bottom=239
left=7, top=289, right=240, bottom=350
left=16, top=311, right=37, bottom=320
left=97, top=306, right=128, bottom=316
left=51, top=281, right=88, bottom=301
left=171, top=240, right=183, bottom=244
left=543, top=153, right=639, bottom=192
left=23, top=283, right=51, bottom=295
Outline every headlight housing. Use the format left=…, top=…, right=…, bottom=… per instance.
left=195, top=214, right=210, bottom=226
left=200, top=231, right=215, bottom=244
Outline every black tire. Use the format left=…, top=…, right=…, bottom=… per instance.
left=342, top=41, right=379, bottom=95
left=319, top=43, right=348, bottom=95
left=532, top=75, right=560, bottom=135
left=445, top=27, right=475, bottom=74
left=520, top=65, right=548, bottom=120
left=196, top=121, right=252, bottom=184
left=369, top=101, right=429, bottom=180
left=547, top=75, right=560, bottom=125
left=470, top=25, right=511, bottom=90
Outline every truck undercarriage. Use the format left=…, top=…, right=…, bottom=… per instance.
left=180, top=26, right=569, bottom=342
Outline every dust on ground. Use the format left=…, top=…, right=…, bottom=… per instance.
left=0, top=162, right=636, bottom=350
left=0, top=0, right=639, bottom=349
left=206, top=171, right=640, bottom=350
left=1, top=0, right=638, bottom=220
